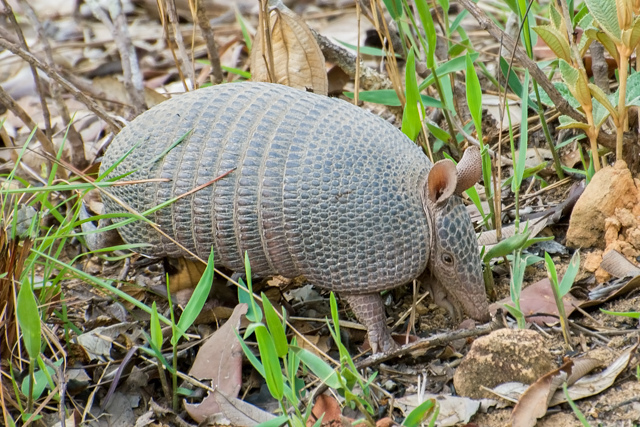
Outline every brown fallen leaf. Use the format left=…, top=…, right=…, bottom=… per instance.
left=509, top=357, right=601, bottom=427
left=251, top=0, right=328, bottom=95
left=185, top=303, right=248, bottom=423
left=490, top=278, right=583, bottom=325
left=307, top=393, right=342, bottom=427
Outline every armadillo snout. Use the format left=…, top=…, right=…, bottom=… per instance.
left=431, top=197, right=489, bottom=322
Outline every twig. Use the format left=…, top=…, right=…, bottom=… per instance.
left=195, top=2, right=224, bottom=84
left=1, top=0, right=52, bottom=140
left=0, top=38, right=121, bottom=133
left=456, top=0, right=633, bottom=151
left=86, top=0, right=147, bottom=117
left=312, top=30, right=392, bottom=90
left=163, top=0, right=196, bottom=91
left=0, top=85, right=59, bottom=161
left=356, top=319, right=501, bottom=369
left=20, top=0, right=88, bottom=169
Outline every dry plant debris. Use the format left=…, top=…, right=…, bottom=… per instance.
left=0, top=0, right=639, bottom=426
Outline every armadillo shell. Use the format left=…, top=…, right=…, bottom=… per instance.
left=100, top=82, right=431, bottom=294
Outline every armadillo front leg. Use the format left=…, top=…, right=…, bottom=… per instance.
left=343, top=293, right=397, bottom=353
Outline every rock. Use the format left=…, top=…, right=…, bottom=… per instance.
left=566, top=161, right=638, bottom=249
left=452, top=329, right=556, bottom=399
left=615, top=207, right=637, bottom=228
left=595, top=266, right=612, bottom=283
left=604, top=217, right=622, bottom=246
left=584, top=250, right=603, bottom=272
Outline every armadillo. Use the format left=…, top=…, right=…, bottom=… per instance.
left=100, top=82, right=489, bottom=352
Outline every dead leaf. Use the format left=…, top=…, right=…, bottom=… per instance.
left=185, top=303, right=248, bottom=423
left=490, top=278, right=583, bottom=325
left=549, top=345, right=636, bottom=405
left=251, top=0, right=328, bottom=95
left=307, top=394, right=342, bottom=427
left=509, top=357, right=600, bottom=427
left=76, top=322, right=135, bottom=361
left=396, top=393, right=480, bottom=427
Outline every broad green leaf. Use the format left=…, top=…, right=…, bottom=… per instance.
left=544, top=252, right=559, bottom=288
left=558, top=115, right=591, bottom=130
left=343, top=90, right=442, bottom=108
left=514, top=70, right=529, bottom=193
left=335, top=40, right=399, bottom=57
left=549, top=4, right=564, bottom=30
left=585, top=29, right=620, bottom=63
left=583, top=0, right=621, bottom=41
left=402, top=398, right=436, bottom=426
left=574, top=3, right=591, bottom=27
left=502, top=303, right=525, bottom=319
left=628, top=17, right=640, bottom=48
left=261, top=292, right=288, bottom=359
left=255, top=325, right=284, bottom=400
left=415, top=0, right=437, bottom=68
left=382, top=0, right=403, bottom=20
left=17, top=281, right=41, bottom=359
left=500, top=57, right=539, bottom=111
left=425, top=118, right=451, bottom=141
left=483, top=232, right=530, bottom=262
left=538, top=82, right=580, bottom=108
left=418, top=54, right=479, bottom=91
left=624, top=71, right=640, bottom=106
left=592, top=99, right=611, bottom=128
left=600, top=309, right=640, bottom=319
left=235, top=331, right=266, bottom=377
left=21, top=359, right=60, bottom=400
left=559, top=250, right=581, bottom=296
left=465, top=53, right=482, bottom=142
left=256, top=415, right=290, bottom=427
left=533, top=25, right=571, bottom=62
left=150, top=302, right=163, bottom=350
left=173, top=249, right=215, bottom=345
left=588, top=83, right=618, bottom=119
left=559, top=60, right=591, bottom=107
left=449, top=9, right=468, bottom=34
left=402, top=48, right=424, bottom=141
left=290, top=346, right=342, bottom=389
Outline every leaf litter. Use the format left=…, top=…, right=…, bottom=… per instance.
left=0, top=0, right=639, bottom=426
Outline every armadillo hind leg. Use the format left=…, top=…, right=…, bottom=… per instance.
left=343, top=293, right=397, bottom=353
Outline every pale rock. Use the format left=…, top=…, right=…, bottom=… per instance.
left=627, top=228, right=640, bottom=249
left=604, top=217, right=621, bottom=246
left=615, top=207, right=637, bottom=228
left=595, top=266, right=612, bottom=283
left=584, top=251, right=603, bottom=272
left=453, top=329, right=556, bottom=399
left=567, top=161, right=638, bottom=248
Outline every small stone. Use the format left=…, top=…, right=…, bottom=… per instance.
left=595, top=266, right=612, bottom=283
left=615, top=208, right=637, bottom=228
left=626, top=228, right=640, bottom=250
left=604, top=217, right=621, bottom=246
left=567, top=162, right=638, bottom=248
left=452, top=329, right=556, bottom=399
left=584, top=251, right=603, bottom=272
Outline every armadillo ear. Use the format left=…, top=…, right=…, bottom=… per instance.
left=427, top=160, right=458, bottom=205
left=454, top=146, right=482, bottom=195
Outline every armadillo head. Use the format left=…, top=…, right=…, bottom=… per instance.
left=422, top=147, right=490, bottom=322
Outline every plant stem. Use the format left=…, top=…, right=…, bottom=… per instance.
left=616, top=52, right=629, bottom=161
left=27, top=359, right=34, bottom=414
left=532, top=80, right=565, bottom=178
left=584, top=105, right=601, bottom=171
left=172, top=342, right=178, bottom=411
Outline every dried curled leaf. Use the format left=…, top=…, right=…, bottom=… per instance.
left=251, top=1, right=328, bottom=95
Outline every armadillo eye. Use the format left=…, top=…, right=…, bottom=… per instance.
left=442, top=253, right=454, bottom=265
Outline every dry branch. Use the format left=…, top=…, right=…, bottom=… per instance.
left=0, top=37, right=122, bottom=134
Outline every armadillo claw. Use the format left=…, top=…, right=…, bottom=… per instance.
left=343, top=293, right=397, bottom=353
